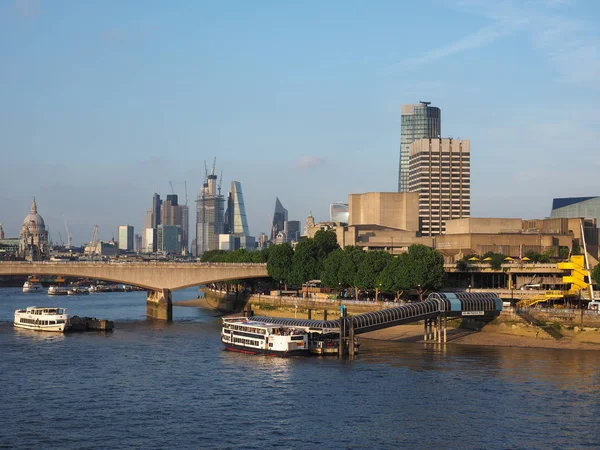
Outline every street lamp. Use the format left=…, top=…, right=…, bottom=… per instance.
left=468, top=284, right=471, bottom=293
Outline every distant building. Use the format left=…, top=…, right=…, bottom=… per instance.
left=157, top=225, right=182, bottom=254
left=271, top=197, right=288, bottom=241
left=142, top=228, right=155, bottom=253
left=330, top=203, right=349, bottom=223
left=118, top=225, right=134, bottom=251
left=196, top=170, right=225, bottom=257
left=399, top=102, right=441, bottom=192
left=19, top=198, right=49, bottom=261
left=151, top=193, right=162, bottom=229
left=224, top=181, right=250, bottom=236
left=162, top=194, right=189, bottom=254
left=0, top=223, right=4, bottom=239
left=284, top=220, right=301, bottom=243
left=134, top=234, right=142, bottom=253
left=349, top=192, right=419, bottom=231
left=219, top=234, right=239, bottom=251
left=551, top=197, right=600, bottom=227
left=408, top=138, right=471, bottom=236
left=258, top=233, right=269, bottom=249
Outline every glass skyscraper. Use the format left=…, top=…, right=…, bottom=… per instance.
left=271, top=197, right=288, bottom=241
left=399, top=102, right=441, bottom=192
left=224, top=181, right=249, bottom=236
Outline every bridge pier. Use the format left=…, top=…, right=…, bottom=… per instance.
left=146, top=289, right=173, bottom=321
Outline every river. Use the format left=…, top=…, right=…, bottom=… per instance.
left=1, top=287, right=599, bottom=449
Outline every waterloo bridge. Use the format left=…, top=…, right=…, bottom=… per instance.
left=0, top=261, right=269, bottom=320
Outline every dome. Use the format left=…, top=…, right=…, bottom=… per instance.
left=23, top=198, right=45, bottom=229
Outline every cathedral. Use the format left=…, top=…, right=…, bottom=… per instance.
left=19, top=198, right=49, bottom=260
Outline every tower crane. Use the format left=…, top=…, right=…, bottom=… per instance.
left=218, top=170, right=223, bottom=195
left=184, top=180, right=188, bottom=206
left=62, top=215, right=72, bottom=249
left=169, top=181, right=175, bottom=194
left=87, top=225, right=99, bottom=260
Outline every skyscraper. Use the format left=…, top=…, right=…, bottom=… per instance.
left=118, top=225, right=134, bottom=251
left=151, top=193, right=162, bottom=228
left=161, top=194, right=189, bottom=254
left=408, top=138, right=470, bottom=236
left=271, top=197, right=288, bottom=241
left=399, top=102, right=441, bottom=192
left=196, top=170, right=225, bottom=257
left=224, top=181, right=249, bottom=236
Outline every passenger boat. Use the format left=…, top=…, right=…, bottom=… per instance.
left=23, top=278, right=43, bottom=293
left=221, top=317, right=310, bottom=356
left=67, top=287, right=89, bottom=295
left=48, top=285, right=68, bottom=296
left=14, top=306, right=68, bottom=332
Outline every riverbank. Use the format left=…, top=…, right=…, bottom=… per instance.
left=175, top=298, right=600, bottom=351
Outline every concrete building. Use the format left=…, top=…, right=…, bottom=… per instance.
left=196, top=171, right=225, bottom=257
left=399, top=101, right=441, bottom=192
left=348, top=192, right=420, bottom=231
left=330, top=203, right=349, bottom=223
left=408, top=138, right=471, bottom=236
left=118, top=225, right=134, bottom=251
left=161, top=194, right=189, bottom=254
left=219, top=234, right=239, bottom=251
left=437, top=217, right=598, bottom=265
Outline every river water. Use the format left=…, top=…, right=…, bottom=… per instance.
left=1, top=287, right=599, bottom=449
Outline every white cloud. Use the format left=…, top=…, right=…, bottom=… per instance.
left=294, top=155, right=325, bottom=170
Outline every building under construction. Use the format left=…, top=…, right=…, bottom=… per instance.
left=196, top=168, right=224, bottom=257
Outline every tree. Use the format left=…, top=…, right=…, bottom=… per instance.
left=482, top=252, right=505, bottom=270
left=266, top=243, right=294, bottom=288
left=592, top=264, right=600, bottom=287
left=289, top=239, right=320, bottom=286
left=321, top=248, right=345, bottom=289
left=404, top=244, right=445, bottom=293
left=380, top=253, right=413, bottom=300
left=355, top=251, right=393, bottom=293
left=338, top=246, right=366, bottom=299
left=558, top=246, right=570, bottom=260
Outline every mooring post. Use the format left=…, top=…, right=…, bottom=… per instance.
left=349, top=319, right=355, bottom=358
left=308, top=309, right=312, bottom=320
left=339, top=305, right=347, bottom=358
left=443, top=315, right=447, bottom=343
left=323, top=309, right=327, bottom=320
left=424, top=319, right=428, bottom=341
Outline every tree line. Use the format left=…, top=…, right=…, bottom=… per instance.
left=201, top=230, right=446, bottom=300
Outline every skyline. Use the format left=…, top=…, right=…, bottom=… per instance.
left=2, top=0, right=599, bottom=245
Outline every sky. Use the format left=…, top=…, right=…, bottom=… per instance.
left=1, top=0, right=599, bottom=246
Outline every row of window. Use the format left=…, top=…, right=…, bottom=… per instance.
left=232, top=337, right=260, bottom=347
left=19, top=318, right=63, bottom=325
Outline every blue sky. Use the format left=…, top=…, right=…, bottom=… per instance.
left=1, top=0, right=599, bottom=245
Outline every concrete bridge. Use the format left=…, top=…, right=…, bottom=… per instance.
left=0, top=261, right=269, bottom=320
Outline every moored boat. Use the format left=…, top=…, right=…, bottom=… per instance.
left=221, top=317, right=310, bottom=356
left=23, top=278, right=43, bottom=293
left=14, top=306, right=68, bottom=332
left=48, top=285, right=68, bottom=296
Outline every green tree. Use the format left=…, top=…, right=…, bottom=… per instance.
left=289, top=239, right=320, bottom=286
left=355, top=251, right=393, bottom=292
left=592, top=264, right=600, bottom=287
left=404, top=244, right=445, bottom=293
left=321, top=248, right=345, bottom=289
left=558, top=246, right=570, bottom=260
left=380, top=253, right=412, bottom=300
left=313, top=230, right=340, bottom=259
left=266, top=243, right=294, bottom=288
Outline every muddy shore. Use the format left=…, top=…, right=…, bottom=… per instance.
left=174, top=299, right=600, bottom=351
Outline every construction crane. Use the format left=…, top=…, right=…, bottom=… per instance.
left=184, top=180, right=188, bottom=206
left=87, top=225, right=99, bottom=260
left=62, top=215, right=72, bottom=249
left=169, top=181, right=175, bottom=194
left=218, top=170, right=223, bottom=195
left=212, top=157, right=217, bottom=175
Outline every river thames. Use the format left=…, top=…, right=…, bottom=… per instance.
left=1, top=287, right=599, bottom=449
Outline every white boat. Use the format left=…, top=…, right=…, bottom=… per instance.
left=23, top=279, right=43, bottom=293
left=48, top=285, right=68, bottom=296
left=14, top=306, right=68, bottom=332
left=221, top=317, right=310, bottom=356
left=67, top=287, right=89, bottom=296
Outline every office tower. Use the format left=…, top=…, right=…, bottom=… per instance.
left=118, top=225, right=134, bottom=251
left=229, top=181, right=249, bottom=236
left=284, top=220, right=300, bottom=243
left=144, top=209, right=152, bottom=229
left=0, top=223, right=4, bottom=239
left=134, top=234, right=142, bottom=252
left=408, top=138, right=470, bottom=236
left=157, top=225, right=182, bottom=254
left=196, top=170, right=225, bottom=257
left=271, top=197, right=288, bottom=241
left=151, top=193, right=162, bottom=228
left=330, top=203, right=349, bottom=223
left=161, top=194, right=189, bottom=254
left=399, top=102, right=441, bottom=192
left=142, top=228, right=155, bottom=253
